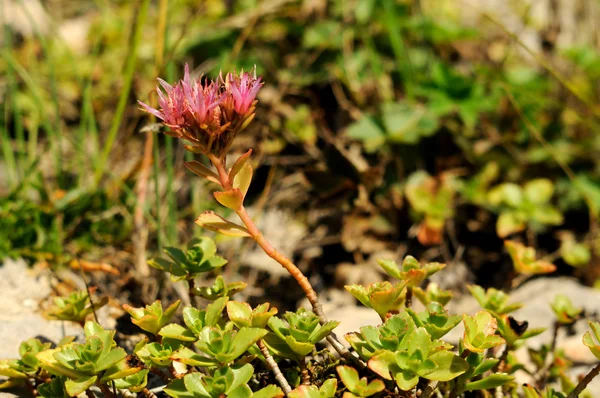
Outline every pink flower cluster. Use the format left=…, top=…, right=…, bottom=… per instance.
left=139, top=64, right=263, bottom=158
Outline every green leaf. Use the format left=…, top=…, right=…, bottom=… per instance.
left=165, top=247, right=188, bottom=266
left=393, top=369, right=419, bottom=391
left=377, top=259, right=402, bottom=280
left=233, top=162, right=253, bottom=198
left=227, top=302, right=253, bottom=328
left=95, top=347, right=128, bottom=371
left=252, top=384, right=284, bottom=398
left=524, top=179, right=554, bottom=204
left=496, top=211, right=526, bottom=238
left=112, top=368, right=149, bottom=392
left=195, top=211, right=251, bottom=237
left=171, top=347, right=219, bottom=367
left=228, top=364, right=255, bottom=393
left=382, top=102, right=437, bottom=144
left=346, top=116, right=386, bottom=153
left=284, top=336, right=314, bottom=357
left=227, top=328, right=269, bottom=361
left=214, top=189, right=244, bottom=210
left=421, top=350, right=468, bottom=381
left=337, top=365, right=384, bottom=396
left=159, top=324, right=197, bottom=342
left=465, top=373, right=514, bottom=391
left=488, top=183, right=523, bottom=207
left=229, top=149, right=253, bottom=182
left=37, top=377, right=69, bottom=398
left=262, top=332, right=300, bottom=361
left=309, top=320, right=340, bottom=343
left=320, top=379, right=337, bottom=397
left=163, top=377, right=198, bottom=398
left=206, top=296, right=229, bottom=326
left=228, top=385, right=254, bottom=398
left=367, top=351, right=394, bottom=380
left=185, top=161, right=220, bottom=184
left=64, top=376, right=97, bottom=396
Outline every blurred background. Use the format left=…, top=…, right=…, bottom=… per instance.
left=1, top=0, right=599, bottom=310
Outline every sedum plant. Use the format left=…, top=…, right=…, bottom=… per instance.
left=123, top=299, right=181, bottom=336
left=164, top=364, right=283, bottom=398
left=487, top=179, right=563, bottom=238
left=36, top=321, right=145, bottom=396
left=149, top=237, right=227, bottom=282
left=4, top=64, right=600, bottom=398
left=45, top=290, right=108, bottom=327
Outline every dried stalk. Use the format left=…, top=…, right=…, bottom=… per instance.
left=257, top=339, right=292, bottom=394
left=567, top=362, right=600, bottom=398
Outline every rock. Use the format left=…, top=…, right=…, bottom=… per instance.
left=0, top=259, right=82, bottom=359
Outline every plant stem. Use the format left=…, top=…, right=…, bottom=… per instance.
left=493, top=345, right=510, bottom=373
left=405, top=286, right=413, bottom=308
left=421, top=380, right=438, bottom=398
left=257, top=339, right=292, bottom=394
left=208, top=154, right=324, bottom=317
left=536, top=321, right=560, bottom=388
left=86, top=389, right=96, bottom=398
left=208, top=154, right=357, bottom=363
left=188, top=278, right=199, bottom=307
left=143, top=387, right=159, bottom=398
left=568, top=362, right=600, bottom=398
left=96, top=382, right=115, bottom=398
left=299, top=357, right=311, bottom=385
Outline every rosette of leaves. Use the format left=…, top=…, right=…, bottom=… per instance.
left=193, top=275, right=248, bottom=300
left=164, top=364, right=283, bottom=398
left=345, top=281, right=406, bottom=320
left=171, top=323, right=268, bottom=367
left=550, top=295, right=583, bottom=325
left=468, top=285, right=522, bottom=316
left=378, top=256, right=445, bottom=288
left=149, top=237, right=227, bottom=282
left=505, top=240, right=556, bottom=276
left=582, top=321, right=600, bottom=360
left=0, top=338, right=52, bottom=389
left=407, top=302, right=462, bottom=339
left=288, top=379, right=337, bottom=398
left=336, top=366, right=383, bottom=397
left=227, top=301, right=278, bottom=328
left=404, top=171, right=455, bottom=245
left=265, top=308, right=340, bottom=359
left=413, top=282, right=453, bottom=306
left=135, top=338, right=182, bottom=368
left=462, top=311, right=505, bottom=353
left=368, top=327, right=468, bottom=390
left=159, top=297, right=229, bottom=342
left=123, top=299, right=181, bottom=336
left=36, top=322, right=144, bottom=396
left=112, top=369, right=149, bottom=393
left=45, top=290, right=108, bottom=326
left=486, top=179, right=563, bottom=238
left=345, top=312, right=417, bottom=360
left=559, top=233, right=591, bottom=268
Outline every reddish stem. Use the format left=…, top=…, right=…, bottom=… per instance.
left=207, top=154, right=355, bottom=363
left=209, top=154, right=324, bottom=318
